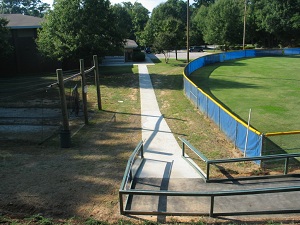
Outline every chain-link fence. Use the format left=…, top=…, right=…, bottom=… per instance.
left=0, top=55, right=101, bottom=146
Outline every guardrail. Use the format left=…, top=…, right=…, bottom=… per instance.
left=119, top=139, right=300, bottom=217
left=119, top=185, right=300, bottom=217
left=119, top=140, right=144, bottom=214
left=179, top=137, right=300, bottom=182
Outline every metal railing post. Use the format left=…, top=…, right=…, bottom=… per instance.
left=206, top=162, right=210, bottom=182
left=210, top=195, right=215, bottom=217
left=119, top=192, right=124, bottom=214
left=182, top=142, right=185, bottom=157
left=141, top=143, right=144, bottom=159
left=284, top=157, right=289, bottom=175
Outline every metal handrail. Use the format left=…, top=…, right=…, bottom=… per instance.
left=179, top=136, right=208, bottom=162
left=119, top=138, right=300, bottom=217
left=120, top=185, right=300, bottom=217
left=179, top=137, right=300, bottom=182
left=119, top=140, right=144, bottom=191
left=119, top=140, right=144, bottom=215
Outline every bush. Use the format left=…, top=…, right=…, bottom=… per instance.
left=132, top=51, right=145, bottom=62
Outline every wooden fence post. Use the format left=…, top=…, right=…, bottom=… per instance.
left=80, top=59, right=89, bottom=125
left=56, top=69, right=71, bottom=148
left=93, top=55, right=102, bottom=110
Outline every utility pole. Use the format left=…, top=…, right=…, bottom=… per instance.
left=243, top=0, right=247, bottom=50
left=187, top=0, right=190, bottom=62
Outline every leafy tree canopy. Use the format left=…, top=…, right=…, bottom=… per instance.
left=120, top=1, right=149, bottom=43
left=0, top=17, right=13, bottom=59
left=111, top=3, right=133, bottom=40
left=141, top=0, right=186, bottom=56
left=254, top=0, right=300, bottom=46
left=0, top=0, right=50, bottom=17
left=37, top=0, right=124, bottom=62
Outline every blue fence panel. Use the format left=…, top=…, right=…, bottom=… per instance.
left=223, top=51, right=246, bottom=61
left=198, top=91, right=207, bottom=114
left=255, top=49, right=283, bottom=56
left=190, top=84, right=198, bottom=106
left=284, top=48, right=300, bottom=55
left=219, top=109, right=237, bottom=143
left=245, top=49, right=256, bottom=58
left=207, top=99, right=220, bottom=125
left=183, top=49, right=298, bottom=161
left=204, top=54, right=220, bottom=65
left=184, top=78, right=190, bottom=99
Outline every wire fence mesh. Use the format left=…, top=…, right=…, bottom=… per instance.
left=0, top=62, right=99, bottom=145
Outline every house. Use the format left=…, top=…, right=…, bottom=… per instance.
left=124, top=39, right=138, bottom=62
left=0, top=14, right=59, bottom=74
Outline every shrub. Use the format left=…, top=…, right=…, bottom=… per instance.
left=132, top=51, right=145, bottom=62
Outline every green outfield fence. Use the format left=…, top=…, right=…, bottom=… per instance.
left=183, top=48, right=300, bottom=164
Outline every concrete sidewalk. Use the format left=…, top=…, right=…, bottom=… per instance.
left=137, top=64, right=201, bottom=179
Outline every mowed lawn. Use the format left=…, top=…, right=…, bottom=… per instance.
left=190, top=56, right=300, bottom=133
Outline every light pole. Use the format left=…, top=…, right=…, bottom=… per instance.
left=243, top=0, right=247, bottom=50
left=187, top=0, right=190, bottom=62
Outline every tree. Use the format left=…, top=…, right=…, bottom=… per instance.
left=37, top=0, right=124, bottom=63
left=202, top=0, right=244, bottom=49
left=192, top=0, right=215, bottom=8
left=190, top=5, right=208, bottom=46
left=141, top=0, right=186, bottom=62
left=153, top=17, right=184, bottom=63
left=0, top=17, right=13, bottom=59
left=131, top=2, right=149, bottom=44
left=0, top=0, right=50, bottom=17
left=254, top=0, right=300, bottom=47
left=121, top=1, right=149, bottom=43
left=111, top=3, right=133, bottom=40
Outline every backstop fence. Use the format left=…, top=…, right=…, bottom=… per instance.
left=183, top=48, right=300, bottom=163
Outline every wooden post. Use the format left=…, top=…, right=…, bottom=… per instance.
left=93, top=55, right=102, bottom=110
left=56, top=69, right=71, bottom=148
left=80, top=59, right=89, bottom=125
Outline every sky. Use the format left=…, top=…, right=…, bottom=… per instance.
left=43, top=0, right=195, bottom=13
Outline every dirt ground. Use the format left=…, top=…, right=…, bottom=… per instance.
left=0, top=108, right=142, bottom=223
left=0, top=70, right=143, bottom=224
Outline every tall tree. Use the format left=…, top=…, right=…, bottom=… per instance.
left=0, top=0, right=50, bottom=17
left=37, top=0, right=124, bottom=62
left=131, top=2, right=149, bottom=43
left=111, top=3, right=133, bottom=40
left=202, top=0, right=243, bottom=49
left=141, top=0, right=186, bottom=61
left=192, top=0, right=215, bottom=8
left=0, top=17, right=13, bottom=59
left=190, top=5, right=208, bottom=46
left=121, top=1, right=149, bottom=43
left=254, top=0, right=300, bottom=47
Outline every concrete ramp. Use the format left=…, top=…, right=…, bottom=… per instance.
left=137, top=64, right=201, bottom=180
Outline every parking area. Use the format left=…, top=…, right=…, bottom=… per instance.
left=147, top=50, right=213, bottom=61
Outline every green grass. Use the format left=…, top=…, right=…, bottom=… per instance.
left=190, top=55, right=300, bottom=154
